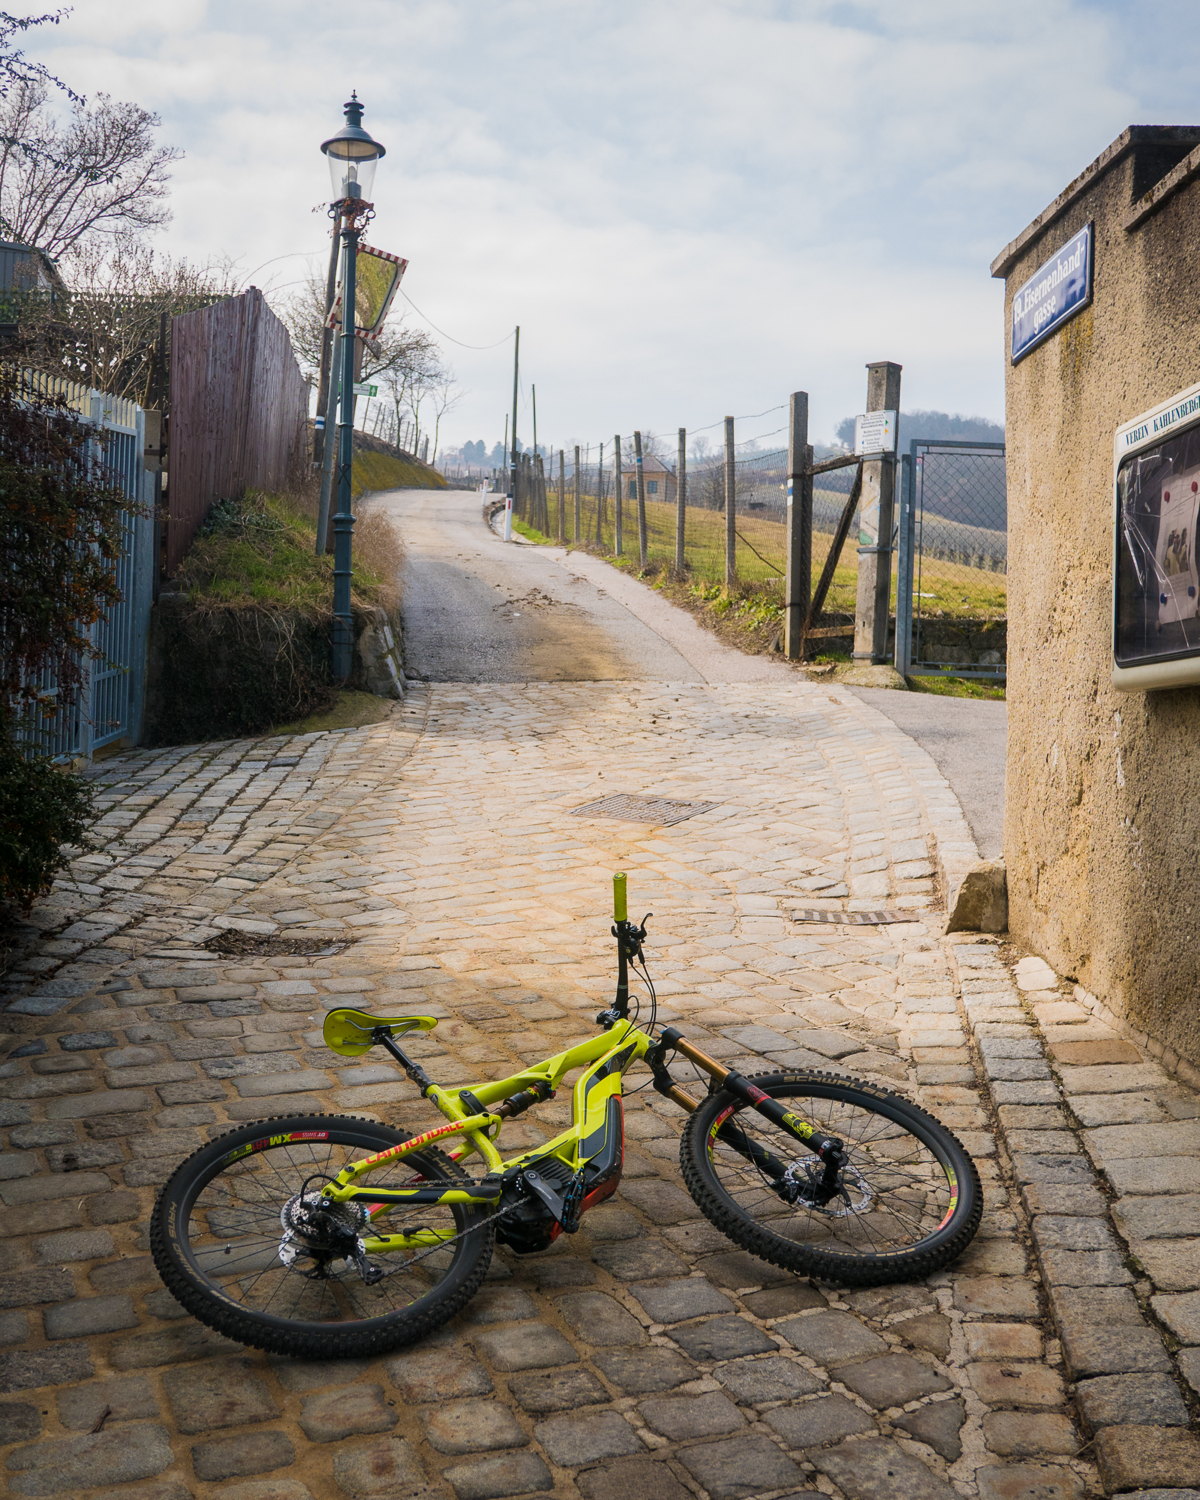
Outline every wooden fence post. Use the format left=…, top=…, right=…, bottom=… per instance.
left=614, top=436, right=624, bottom=556
left=595, top=441, right=603, bottom=544
left=675, top=427, right=687, bottom=575
left=724, top=416, right=736, bottom=590
left=573, top=446, right=581, bottom=544
left=633, top=430, right=648, bottom=568
left=559, top=449, right=567, bottom=543
left=854, top=362, right=902, bottom=663
left=784, top=391, right=812, bottom=659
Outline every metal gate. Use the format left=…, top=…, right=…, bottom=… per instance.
left=25, top=381, right=155, bottom=760
left=894, top=439, right=1007, bottom=680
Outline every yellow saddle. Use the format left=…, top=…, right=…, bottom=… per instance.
left=323, top=1008, right=439, bottom=1057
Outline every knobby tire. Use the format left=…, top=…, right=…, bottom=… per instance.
left=150, top=1113, right=494, bottom=1358
left=679, top=1070, right=981, bottom=1285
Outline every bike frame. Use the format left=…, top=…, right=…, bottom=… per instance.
left=318, top=1020, right=656, bottom=1254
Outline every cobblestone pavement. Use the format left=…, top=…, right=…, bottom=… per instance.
left=0, top=678, right=1114, bottom=1499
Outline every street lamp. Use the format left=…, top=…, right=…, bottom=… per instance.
left=321, top=92, right=385, bottom=683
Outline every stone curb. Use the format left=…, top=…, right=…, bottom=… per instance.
left=944, top=937, right=1200, bottom=1497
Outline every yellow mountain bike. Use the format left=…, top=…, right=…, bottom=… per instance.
left=151, top=875, right=982, bottom=1359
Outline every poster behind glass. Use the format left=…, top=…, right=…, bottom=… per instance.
left=1115, top=420, right=1200, bottom=680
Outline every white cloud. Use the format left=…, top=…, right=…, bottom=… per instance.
left=17, top=0, right=1200, bottom=445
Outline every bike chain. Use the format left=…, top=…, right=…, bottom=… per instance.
left=357, top=1185, right=514, bottom=1282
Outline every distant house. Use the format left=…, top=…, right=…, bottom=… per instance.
left=623, top=452, right=676, bottom=502
left=0, top=240, right=62, bottom=294
left=0, top=240, right=64, bottom=341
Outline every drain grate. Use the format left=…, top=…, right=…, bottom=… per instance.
left=791, top=908, right=922, bottom=926
left=570, top=793, right=718, bottom=826
left=202, top=931, right=354, bottom=957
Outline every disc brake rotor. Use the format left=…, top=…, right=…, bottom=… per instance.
left=781, top=1160, right=875, bottom=1218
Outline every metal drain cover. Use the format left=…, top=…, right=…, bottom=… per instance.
left=570, top=794, right=717, bottom=826
left=792, top=908, right=921, bottom=925
left=202, top=932, right=354, bottom=957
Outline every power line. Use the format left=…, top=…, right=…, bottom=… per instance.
left=688, top=402, right=786, bottom=435
left=735, top=424, right=787, bottom=449
left=396, top=289, right=514, bottom=350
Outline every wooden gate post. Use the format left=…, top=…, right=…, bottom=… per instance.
left=614, top=436, right=624, bottom=556
left=675, top=427, right=687, bottom=575
left=572, top=446, right=581, bottom=544
left=724, top=416, right=736, bottom=590
left=784, top=391, right=812, bottom=659
left=854, top=362, right=902, bottom=663
left=633, top=429, right=648, bottom=568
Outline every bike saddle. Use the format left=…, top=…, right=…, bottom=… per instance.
left=323, top=1008, right=439, bottom=1056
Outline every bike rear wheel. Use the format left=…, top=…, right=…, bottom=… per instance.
left=680, top=1071, right=981, bottom=1285
left=150, top=1114, right=494, bottom=1358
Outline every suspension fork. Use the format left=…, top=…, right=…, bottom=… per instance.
left=651, top=1028, right=847, bottom=1195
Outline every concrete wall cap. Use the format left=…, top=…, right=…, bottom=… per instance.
left=1124, top=140, right=1200, bottom=230
left=990, top=125, right=1200, bottom=280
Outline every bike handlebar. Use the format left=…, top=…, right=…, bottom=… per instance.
left=613, top=872, right=628, bottom=923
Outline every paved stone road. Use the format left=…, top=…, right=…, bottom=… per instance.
left=0, top=671, right=1107, bottom=1500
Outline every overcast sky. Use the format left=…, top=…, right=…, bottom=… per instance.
left=24, top=0, right=1200, bottom=451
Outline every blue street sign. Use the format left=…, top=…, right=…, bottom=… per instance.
left=1011, top=224, right=1093, bottom=364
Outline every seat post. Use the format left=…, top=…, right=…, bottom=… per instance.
left=373, top=1029, right=434, bottom=1095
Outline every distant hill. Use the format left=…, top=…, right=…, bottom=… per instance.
left=834, top=409, right=1004, bottom=450
left=832, top=409, right=1005, bottom=532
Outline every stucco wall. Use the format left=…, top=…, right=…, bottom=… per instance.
left=995, top=128, right=1200, bottom=1066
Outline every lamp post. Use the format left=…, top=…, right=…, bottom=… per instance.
left=321, top=93, right=385, bottom=682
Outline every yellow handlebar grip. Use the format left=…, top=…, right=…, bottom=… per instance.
left=613, top=872, right=628, bottom=923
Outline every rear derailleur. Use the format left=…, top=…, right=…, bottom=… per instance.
left=278, top=1192, right=384, bottom=1284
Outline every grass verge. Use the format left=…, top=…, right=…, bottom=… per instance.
left=512, top=518, right=554, bottom=545
left=179, top=489, right=400, bottom=613
left=907, top=674, right=1006, bottom=700
left=271, top=689, right=396, bottom=735
left=353, top=448, right=447, bottom=497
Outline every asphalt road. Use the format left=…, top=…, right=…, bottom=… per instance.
left=372, top=486, right=1006, bottom=858
left=846, top=687, right=1006, bottom=860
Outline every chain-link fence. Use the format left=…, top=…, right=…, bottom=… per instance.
left=895, top=440, right=1007, bottom=678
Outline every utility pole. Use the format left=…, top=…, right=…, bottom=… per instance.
left=675, top=427, right=687, bottom=575
left=784, top=391, right=812, bottom=660
left=614, top=436, right=623, bottom=556
left=314, top=323, right=341, bottom=555
left=313, top=225, right=340, bottom=468
left=724, top=416, right=736, bottom=591
left=633, top=430, right=648, bottom=568
left=853, top=361, right=902, bottom=663
left=505, top=325, right=519, bottom=543
left=558, top=450, right=566, bottom=543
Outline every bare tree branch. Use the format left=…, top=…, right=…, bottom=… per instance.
left=0, top=81, right=180, bottom=256
left=280, top=266, right=449, bottom=446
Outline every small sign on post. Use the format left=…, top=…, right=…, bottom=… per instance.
left=352, top=382, right=378, bottom=398
left=854, top=410, right=898, bottom=456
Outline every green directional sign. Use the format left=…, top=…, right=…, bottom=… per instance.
left=352, top=383, right=379, bottom=398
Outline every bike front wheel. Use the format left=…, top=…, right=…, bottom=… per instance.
left=680, top=1071, right=981, bottom=1285
left=150, top=1114, right=494, bottom=1359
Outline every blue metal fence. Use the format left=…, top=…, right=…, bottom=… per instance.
left=23, top=378, right=154, bottom=760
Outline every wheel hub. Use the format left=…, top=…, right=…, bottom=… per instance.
left=780, top=1160, right=874, bottom=1217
